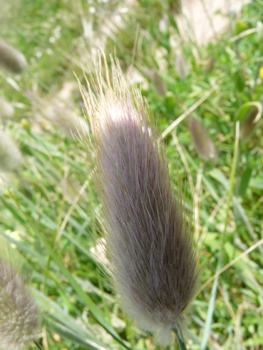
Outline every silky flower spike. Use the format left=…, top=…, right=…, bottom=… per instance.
left=189, top=116, right=218, bottom=163
left=79, top=54, right=199, bottom=346
left=0, top=41, right=27, bottom=74
left=0, top=248, right=39, bottom=350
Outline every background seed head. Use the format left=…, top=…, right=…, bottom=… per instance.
left=43, top=104, right=90, bottom=138
left=189, top=116, right=218, bottom=162
left=0, top=98, right=14, bottom=119
left=29, top=92, right=90, bottom=138
left=151, top=69, right=167, bottom=96
left=176, top=55, right=188, bottom=79
left=0, top=258, right=39, bottom=350
left=0, top=130, right=22, bottom=172
left=80, top=56, right=199, bottom=345
left=240, top=106, right=259, bottom=140
left=0, top=41, right=27, bottom=74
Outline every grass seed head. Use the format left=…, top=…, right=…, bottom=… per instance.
left=152, top=69, right=167, bottom=96
left=80, top=55, right=199, bottom=346
left=0, top=98, right=14, bottom=119
left=47, top=107, right=89, bottom=138
left=0, top=130, right=22, bottom=172
left=240, top=106, right=260, bottom=140
left=189, top=117, right=218, bottom=162
left=29, top=92, right=90, bottom=138
left=0, top=41, right=27, bottom=74
left=0, top=257, right=39, bottom=350
left=175, top=56, right=188, bottom=79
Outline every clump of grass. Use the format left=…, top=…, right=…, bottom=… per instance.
left=79, top=56, right=199, bottom=346
left=0, top=41, right=27, bottom=74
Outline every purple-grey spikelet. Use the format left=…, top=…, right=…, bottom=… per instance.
left=80, top=56, right=199, bottom=345
left=0, top=258, right=39, bottom=350
left=189, top=117, right=218, bottom=163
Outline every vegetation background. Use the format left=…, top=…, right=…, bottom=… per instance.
left=0, top=0, right=263, bottom=349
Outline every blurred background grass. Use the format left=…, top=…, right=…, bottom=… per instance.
left=0, top=0, right=263, bottom=349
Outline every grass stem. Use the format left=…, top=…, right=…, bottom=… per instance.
left=173, top=326, right=187, bottom=350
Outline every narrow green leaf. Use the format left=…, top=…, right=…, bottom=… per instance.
left=30, top=287, right=102, bottom=343
left=250, top=178, right=263, bottom=190
left=200, top=273, right=219, bottom=350
left=47, top=319, right=109, bottom=350
left=224, top=242, right=263, bottom=297
left=184, top=149, right=220, bottom=201
left=244, top=337, right=263, bottom=346
left=209, top=168, right=229, bottom=191
left=239, top=167, right=252, bottom=197
left=234, top=69, right=245, bottom=92
left=232, top=197, right=263, bottom=259
left=0, top=197, right=27, bottom=224
left=13, top=189, right=94, bottom=260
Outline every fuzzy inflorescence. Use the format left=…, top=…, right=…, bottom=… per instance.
left=0, top=258, right=39, bottom=350
left=80, top=56, right=199, bottom=345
